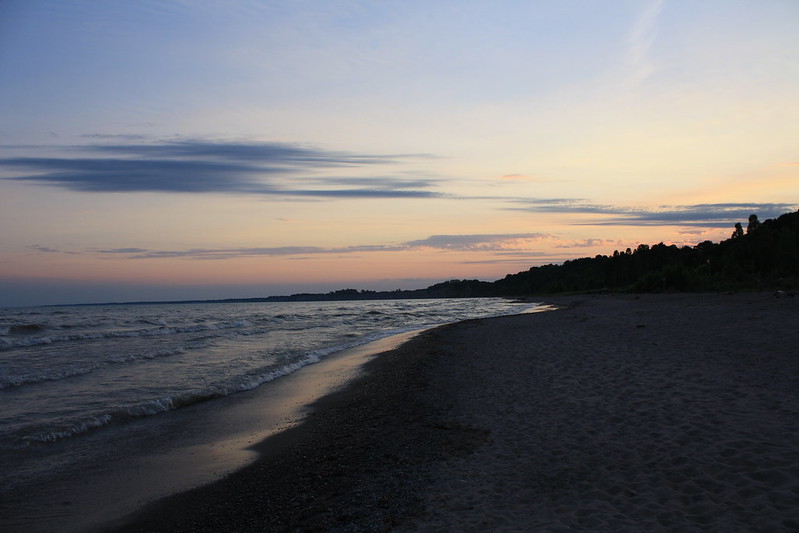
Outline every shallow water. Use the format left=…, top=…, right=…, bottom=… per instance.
left=0, top=298, right=534, bottom=451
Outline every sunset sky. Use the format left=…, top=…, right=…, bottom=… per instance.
left=1, top=0, right=797, bottom=306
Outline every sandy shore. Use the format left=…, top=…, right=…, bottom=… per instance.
left=115, top=293, right=799, bottom=532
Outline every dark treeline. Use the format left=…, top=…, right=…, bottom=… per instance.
left=492, top=210, right=799, bottom=295
left=245, top=280, right=498, bottom=303
left=262, top=210, right=799, bottom=301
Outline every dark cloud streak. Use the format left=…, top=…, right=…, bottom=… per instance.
left=0, top=139, right=438, bottom=198
left=93, top=234, right=548, bottom=260
left=83, top=140, right=400, bottom=166
left=4, top=157, right=266, bottom=193
left=405, top=233, right=550, bottom=251
left=509, top=200, right=797, bottom=227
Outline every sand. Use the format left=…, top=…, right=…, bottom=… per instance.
left=115, top=293, right=799, bottom=532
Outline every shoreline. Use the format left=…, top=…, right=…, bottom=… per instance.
left=63, top=293, right=799, bottom=530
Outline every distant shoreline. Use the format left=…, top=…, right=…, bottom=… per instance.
left=45, top=289, right=516, bottom=308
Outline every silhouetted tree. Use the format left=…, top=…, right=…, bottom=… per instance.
left=747, top=214, right=761, bottom=234
left=732, top=222, right=744, bottom=239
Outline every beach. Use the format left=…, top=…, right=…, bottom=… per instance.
left=115, top=293, right=799, bottom=532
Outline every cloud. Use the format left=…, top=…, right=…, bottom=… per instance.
left=88, top=233, right=552, bottom=260
left=95, top=248, right=150, bottom=254
left=320, top=176, right=436, bottom=189
left=404, top=233, right=552, bottom=251
left=4, top=157, right=265, bottom=193
left=83, top=140, right=402, bottom=166
left=95, top=244, right=405, bottom=260
left=509, top=200, right=797, bottom=227
left=28, top=244, right=83, bottom=255
left=600, top=203, right=797, bottom=226
left=623, top=0, right=665, bottom=88
left=28, top=245, right=61, bottom=253
left=0, top=139, right=439, bottom=199
left=80, top=133, right=150, bottom=140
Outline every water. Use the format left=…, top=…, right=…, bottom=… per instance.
left=0, top=297, right=535, bottom=451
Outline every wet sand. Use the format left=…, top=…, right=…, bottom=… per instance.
left=114, top=293, right=799, bottom=532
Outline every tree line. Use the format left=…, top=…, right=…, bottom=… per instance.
left=489, top=210, right=799, bottom=295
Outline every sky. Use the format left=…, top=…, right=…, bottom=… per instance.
left=1, top=0, right=797, bottom=306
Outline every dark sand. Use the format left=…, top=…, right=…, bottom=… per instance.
left=114, top=293, right=799, bottom=532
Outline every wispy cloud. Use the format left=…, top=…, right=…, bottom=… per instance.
left=404, top=233, right=551, bottom=251
left=28, top=245, right=61, bottom=253
left=80, top=133, right=150, bottom=140
left=0, top=139, right=438, bottom=199
left=94, top=247, right=150, bottom=254
left=89, top=233, right=553, bottom=260
left=28, top=244, right=80, bottom=255
left=84, top=140, right=402, bottom=165
left=623, top=0, right=665, bottom=88
left=100, top=246, right=346, bottom=260
left=509, top=200, right=797, bottom=227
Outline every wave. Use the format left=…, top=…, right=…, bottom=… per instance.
left=0, top=323, right=275, bottom=389
left=12, top=415, right=114, bottom=448
left=0, top=361, right=104, bottom=389
left=7, top=324, right=48, bottom=334
left=1, top=319, right=108, bottom=336
left=0, top=346, right=188, bottom=389
left=0, top=319, right=258, bottom=349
